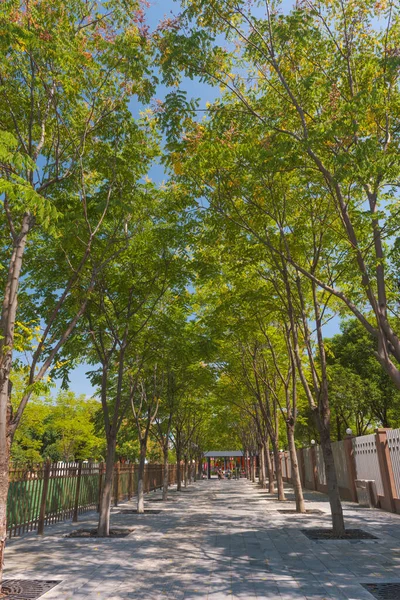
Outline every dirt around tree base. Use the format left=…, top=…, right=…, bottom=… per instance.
left=301, top=528, right=378, bottom=540
left=114, top=509, right=162, bottom=514
left=278, top=509, right=324, bottom=515
left=66, top=528, right=134, bottom=538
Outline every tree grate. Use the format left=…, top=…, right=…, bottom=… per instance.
left=277, top=509, right=324, bottom=515
left=66, top=527, right=133, bottom=538
left=148, top=498, right=175, bottom=503
left=301, top=528, right=378, bottom=540
left=2, top=579, right=60, bottom=599
left=362, top=582, right=400, bottom=598
left=115, top=509, right=161, bottom=515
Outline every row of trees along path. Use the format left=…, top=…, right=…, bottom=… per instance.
left=2, top=0, right=400, bottom=593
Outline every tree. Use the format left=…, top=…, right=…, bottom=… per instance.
left=327, top=320, right=400, bottom=432
left=130, top=366, right=160, bottom=513
left=160, top=0, right=400, bottom=390
left=43, top=391, right=102, bottom=462
left=0, top=0, right=154, bottom=580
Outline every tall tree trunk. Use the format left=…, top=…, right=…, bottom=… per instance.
left=317, top=412, right=345, bottom=535
left=162, top=443, right=169, bottom=501
left=184, top=455, right=188, bottom=488
left=264, top=440, right=275, bottom=494
left=336, top=415, right=342, bottom=441
left=97, top=437, right=116, bottom=536
left=0, top=216, right=30, bottom=591
left=312, top=282, right=345, bottom=535
left=0, top=431, right=11, bottom=593
left=244, top=450, right=249, bottom=479
left=176, top=449, right=182, bottom=491
left=137, top=441, right=146, bottom=513
left=259, top=444, right=266, bottom=489
left=250, top=454, right=255, bottom=482
left=287, top=424, right=305, bottom=513
left=271, top=441, right=285, bottom=501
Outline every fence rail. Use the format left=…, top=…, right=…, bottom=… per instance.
left=7, top=461, right=182, bottom=538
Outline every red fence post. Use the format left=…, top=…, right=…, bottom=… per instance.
left=375, top=428, right=396, bottom=512
left=38, top=460, right=51, bottom=535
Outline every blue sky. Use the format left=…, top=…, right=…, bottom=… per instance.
left=59, top=0, right=340, bottom=398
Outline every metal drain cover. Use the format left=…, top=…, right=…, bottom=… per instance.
left=362, top=583, right=400, bottom=598
left=2, top=580, right=60, bottom=599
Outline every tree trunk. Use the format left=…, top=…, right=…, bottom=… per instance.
left=176, top=450, right=182, bottom=491
left=259, top=444, right=266, bottom=489
left=244, top=450, right=249, bottom=479
left=287, top=424, right=305, bottom=513
left=162, top=444, right=169, bottom=501
left=0, top=431, right=11, bottom=594
left=336, top=415, right=342, bottom=441
left=184, top=456, right=188, bottom=488
left=137, top=442, right=146, bottom=513
left=312, top=282, right=345, bottom=535
left=250, top=455, right=255, bottom=483
left=318, top=417, right=345, bottom=535
left=271, top=441, right=285, bottom=501
left=0, top=217, right=30, bottom=592
left=97, top=437, right=116, bottom=536
left=264, top=440, right=274, bottom=494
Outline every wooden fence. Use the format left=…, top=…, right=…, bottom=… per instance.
left=7, top=461, right=182, bottom=538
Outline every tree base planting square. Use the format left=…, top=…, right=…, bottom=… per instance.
left=148, top=498, right=175, bottom=503
left=278, top=509, right=324, bottom=515
left=362, top=583, right=400, bottom=599
left=1, top=579, right=60, bottom=599
left=66, top=528, right=133, bottom=538
left=301, top=528, right=378, bottom=540
left=115, top=509, right=162, bottom=515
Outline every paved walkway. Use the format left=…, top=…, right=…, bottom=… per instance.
left=4, top=479, right=400, bottom=599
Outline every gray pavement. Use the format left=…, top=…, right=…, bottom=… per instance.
left=4, top=478, right=400, bottom=599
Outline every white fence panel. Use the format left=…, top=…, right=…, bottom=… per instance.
left=331, top=440, right=349, bottom=489
left=387, top=429, right=400, bottom=498
left=353, top=433, right=384, bottom=496
left=315, top=445, right=326, bottom=485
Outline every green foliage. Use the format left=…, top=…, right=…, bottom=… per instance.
left=326, top=320, right=400, bottom=433
left=5, top=0, right=400, bottom=477
left=11, top=389, right=103, bottom=464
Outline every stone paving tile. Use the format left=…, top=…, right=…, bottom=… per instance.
left=4, top=480, right=400, bottom=598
